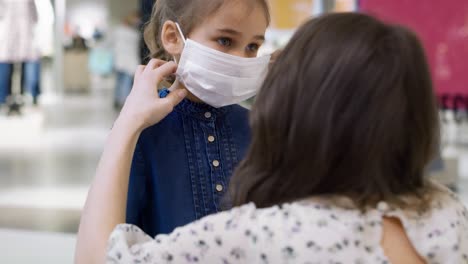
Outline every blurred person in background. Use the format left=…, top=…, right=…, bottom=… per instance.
left=0, top=0, right=42, bottom=111
left=112, top=11, right=141, bottom=109
left=76, top=13, right=468, bottom=263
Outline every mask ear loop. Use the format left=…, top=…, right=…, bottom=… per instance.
left=175, top=23, right=187, bottom=44
left=173, top=22, right=186, bottom=64
left=170, top=22, right=187, bottom=92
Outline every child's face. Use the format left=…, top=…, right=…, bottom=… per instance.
left=187, top=1, right=268, bottom=58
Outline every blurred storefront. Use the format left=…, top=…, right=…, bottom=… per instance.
left=261, top=0, right=357, bottom=54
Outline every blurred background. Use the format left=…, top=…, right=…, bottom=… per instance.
left=0, top=0, right=467, bottom=263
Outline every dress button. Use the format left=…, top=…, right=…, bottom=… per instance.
left=216, top=184, right=224, bottom=192
left=212, top=160, right=220, bottom=167
left=204, top=112, right=212, bottom=119
left=377, top=201, right=390, bottom=212
left=208, top=135, right=215, bottom=142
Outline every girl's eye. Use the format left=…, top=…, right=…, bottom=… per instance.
left=217, top=37, right=232, bottom=47
left=247, top=43, right=260, bottom=53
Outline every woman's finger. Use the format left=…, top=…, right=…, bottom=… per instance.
left=145, top=59, right=167, bottom=73
left=135, top=65, right=145, bottom=78
left=153, top=61, right=178, bottom=83
left=161, top=89, right=188, bottom=111
left=168, top=79, right=180, bottom=92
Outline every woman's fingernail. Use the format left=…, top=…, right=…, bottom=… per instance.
left=178, top=90, right=187, bottom=97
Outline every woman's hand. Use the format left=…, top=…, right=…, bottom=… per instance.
left=75, top=59, right=187, bottom=264
left=118, top=59, right=187, bottom=132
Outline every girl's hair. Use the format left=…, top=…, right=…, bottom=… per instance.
left=229, top=13, right=440, bottom=210
left=143, top=0, right=270, bottom=61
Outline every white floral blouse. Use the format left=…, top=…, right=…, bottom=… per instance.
left=107, top=183, right=468, bottom=263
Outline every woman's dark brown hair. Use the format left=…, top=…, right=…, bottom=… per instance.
left=229, top=13, right=440, bottom=210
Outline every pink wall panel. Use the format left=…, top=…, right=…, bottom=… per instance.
left=360, top=0, right=468, bottom=103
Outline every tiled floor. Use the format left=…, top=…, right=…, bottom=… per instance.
left=1, top=87, right=468, bottom=263
left=0, top=229, right=76, bottom=263
left=0, top=87, right=117, bottom=264
left=0, top=88, right=117, bottom=233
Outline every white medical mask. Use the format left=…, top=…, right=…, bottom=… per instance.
left=174, top=23, right=270, bottom=108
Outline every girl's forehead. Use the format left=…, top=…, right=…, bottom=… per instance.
left=202, top=1, right=268, bottom=32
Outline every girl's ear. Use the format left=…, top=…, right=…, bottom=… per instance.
left=161, top=21, right=184, bottom=57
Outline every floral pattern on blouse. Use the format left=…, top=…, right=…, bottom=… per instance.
left=107, top=183, right=468, bottom=263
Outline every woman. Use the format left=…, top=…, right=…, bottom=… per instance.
left=76, top=13, right=468, bottom=263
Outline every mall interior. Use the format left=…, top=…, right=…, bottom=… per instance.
left=1, top=0, right=468, bottom=263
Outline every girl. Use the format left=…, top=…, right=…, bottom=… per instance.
left=77, top=13, right=468, bottom=263
left=125, top=0, right=271, bottom=237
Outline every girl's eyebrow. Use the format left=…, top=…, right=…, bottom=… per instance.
left=216, top=28, right=241, bottom=36
left=216, top=28, right=265, bottom=41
